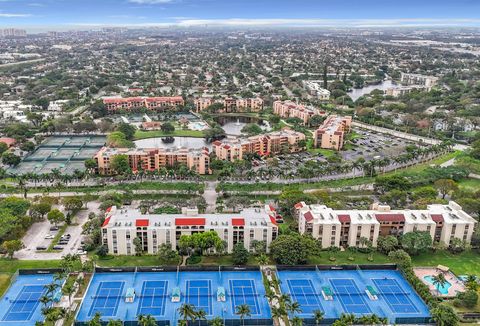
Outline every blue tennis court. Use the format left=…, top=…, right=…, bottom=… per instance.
left=186, top=280, right=212, bottom=315
left=137, top=280, right=168, bottom=316
left=229, top=279, right=260, bottom=315
left=373, top=278, right=419, bottom=314
left=287, top=279, right=323, bottom=314
left=330, top=278, right=371, bottom=314
left=88, top=281, right=124, bottom=317
left=2, top=285, right=45, bottom=322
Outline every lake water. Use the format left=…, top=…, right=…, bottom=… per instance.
left=134, top=137, right=211, bottom=150
left=347, top=79, right=400, bottom=101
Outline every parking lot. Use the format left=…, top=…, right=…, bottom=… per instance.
left=14, top=201, right=100, bottom=260
left=248, top=127, right=430, bottom=178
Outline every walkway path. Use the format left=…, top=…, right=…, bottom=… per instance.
left=203, top=181, right=218, bottom=213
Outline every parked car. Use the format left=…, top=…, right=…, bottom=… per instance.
left=36, top=246, right=47, bottom=251
left=44, top=235, right=55, bottom=239
left=49, top=226, right=59, bottom=231
left=52, top=246, right=64, bottom=250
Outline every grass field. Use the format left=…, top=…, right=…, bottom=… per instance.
left=0, top=259, right=63, bottom=296
left=134, top=129, right=204, bottom=140
left=307, top=251, right=390, bottom=265
left=95, top=255, right=180, bottom=267
left=411, top=250, right=480, bottom=275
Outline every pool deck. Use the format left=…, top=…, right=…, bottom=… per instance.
left=414, top=267, right=466, bottom=298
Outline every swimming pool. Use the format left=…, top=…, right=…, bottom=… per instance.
left=423, top=275, right=451, bottom=295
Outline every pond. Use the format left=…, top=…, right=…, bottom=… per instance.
left=215, top=116, right=271, bottom=136
left=347, top=79, right=401, bottom=101
left=134, top=136, right=212, bottom=150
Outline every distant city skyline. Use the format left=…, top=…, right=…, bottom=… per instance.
left=0, top=0, right=480, bottom=31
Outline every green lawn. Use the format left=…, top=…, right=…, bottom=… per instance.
left=197, top=255, right=267, bottom=266
left=411, top=250, right=480, bottom=276
left=458, top=178, right=480, bottom=191
left=307, top=251, right=390, bottom=265
left=0, top=259, right=63, bottom=296
left=134, top=129, right=204, bottom=140
left=0, top=273, right=11, bottom=298
left=95, top=255, right=180, bottom=267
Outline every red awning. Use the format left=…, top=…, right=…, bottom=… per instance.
left=232, top=218, right=245, bottom=226
left=175, top=218, right=206, bottom=226
left=136, top=219, right=149, bottom=227
left=102, top=217, right=111, bottom=227
left=304, top=211, right=314, bottom=222
left=431, top=214, right=444, bottom=223
left=375, top=214, right=405, bottom=222
left=338, top=214, right=351, bottom=223
left=269, top=216, right=278, bottom=226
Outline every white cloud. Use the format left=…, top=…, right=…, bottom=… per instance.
left=128, top=0, right=173, bottom=4
left=174, top=18, right=480, bottom=27
left=0, top=13, right=32, bottom=17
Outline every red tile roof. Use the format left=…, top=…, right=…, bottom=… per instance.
left=105, top=206, right=112, bottom=213
left=337, top=214, right=351, bottom=223
left=375, top=214, right=405, bottom=222
left=269, top=204, right=276, bottom=212
left=102, top=217, right=111, bottom=227
left=136, top=219, right=149, bottom=227
left=0, top=138, right=16, bottom=147
left=304, top=211, right=314, bottom=223
left=175, top=218, right=206, bottom=226
left=232, top=218, right=245, bottom=226
left=431, top=214, right=444, bottom=223
left=294, top=202, right=304, bottom=209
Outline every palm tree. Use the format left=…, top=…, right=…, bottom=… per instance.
left=465, top=275, right=479, bottom=291
left=236, top=304, right=251, bottom=326
left=39, top=295, right=51, bottom=308
left=278, top=293, right=292, bottom=306
left=313, top=310, right=324, bottom=326
left=106, top=320, right=123, bottom=326
left=44, top=283, right=59, bottom=296
left=62, top=282, right=75, bottom=307
left=271, top=306, right=286, bottom=320
left=339, top=313, right=356, bottom=325
left=290, top=316, right=304, bottom=326
left=178, top=303, right=198, bottom=326
left=87, top=312, right=102, bottom=326
left=208, top=317, right=224, bottom=326
left=265, top=292, right=278, bottom=303
left=286, top=301, right=302, bottom=315
left=137, top=314, right=157, bottom=326
left=432, top=273, right=448, bottom=295
left=256, top=253, right=269, bottom=266
left=196, top=309, right=207, bottom=322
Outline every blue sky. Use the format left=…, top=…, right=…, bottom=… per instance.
left=1, top=0, right=480, bottom=31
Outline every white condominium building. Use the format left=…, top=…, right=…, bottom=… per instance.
left=302, top=81, right=331, bottom=100
left=102, top=206, right=279, bottom=255
left=296, top=201, right=476, bottom=248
